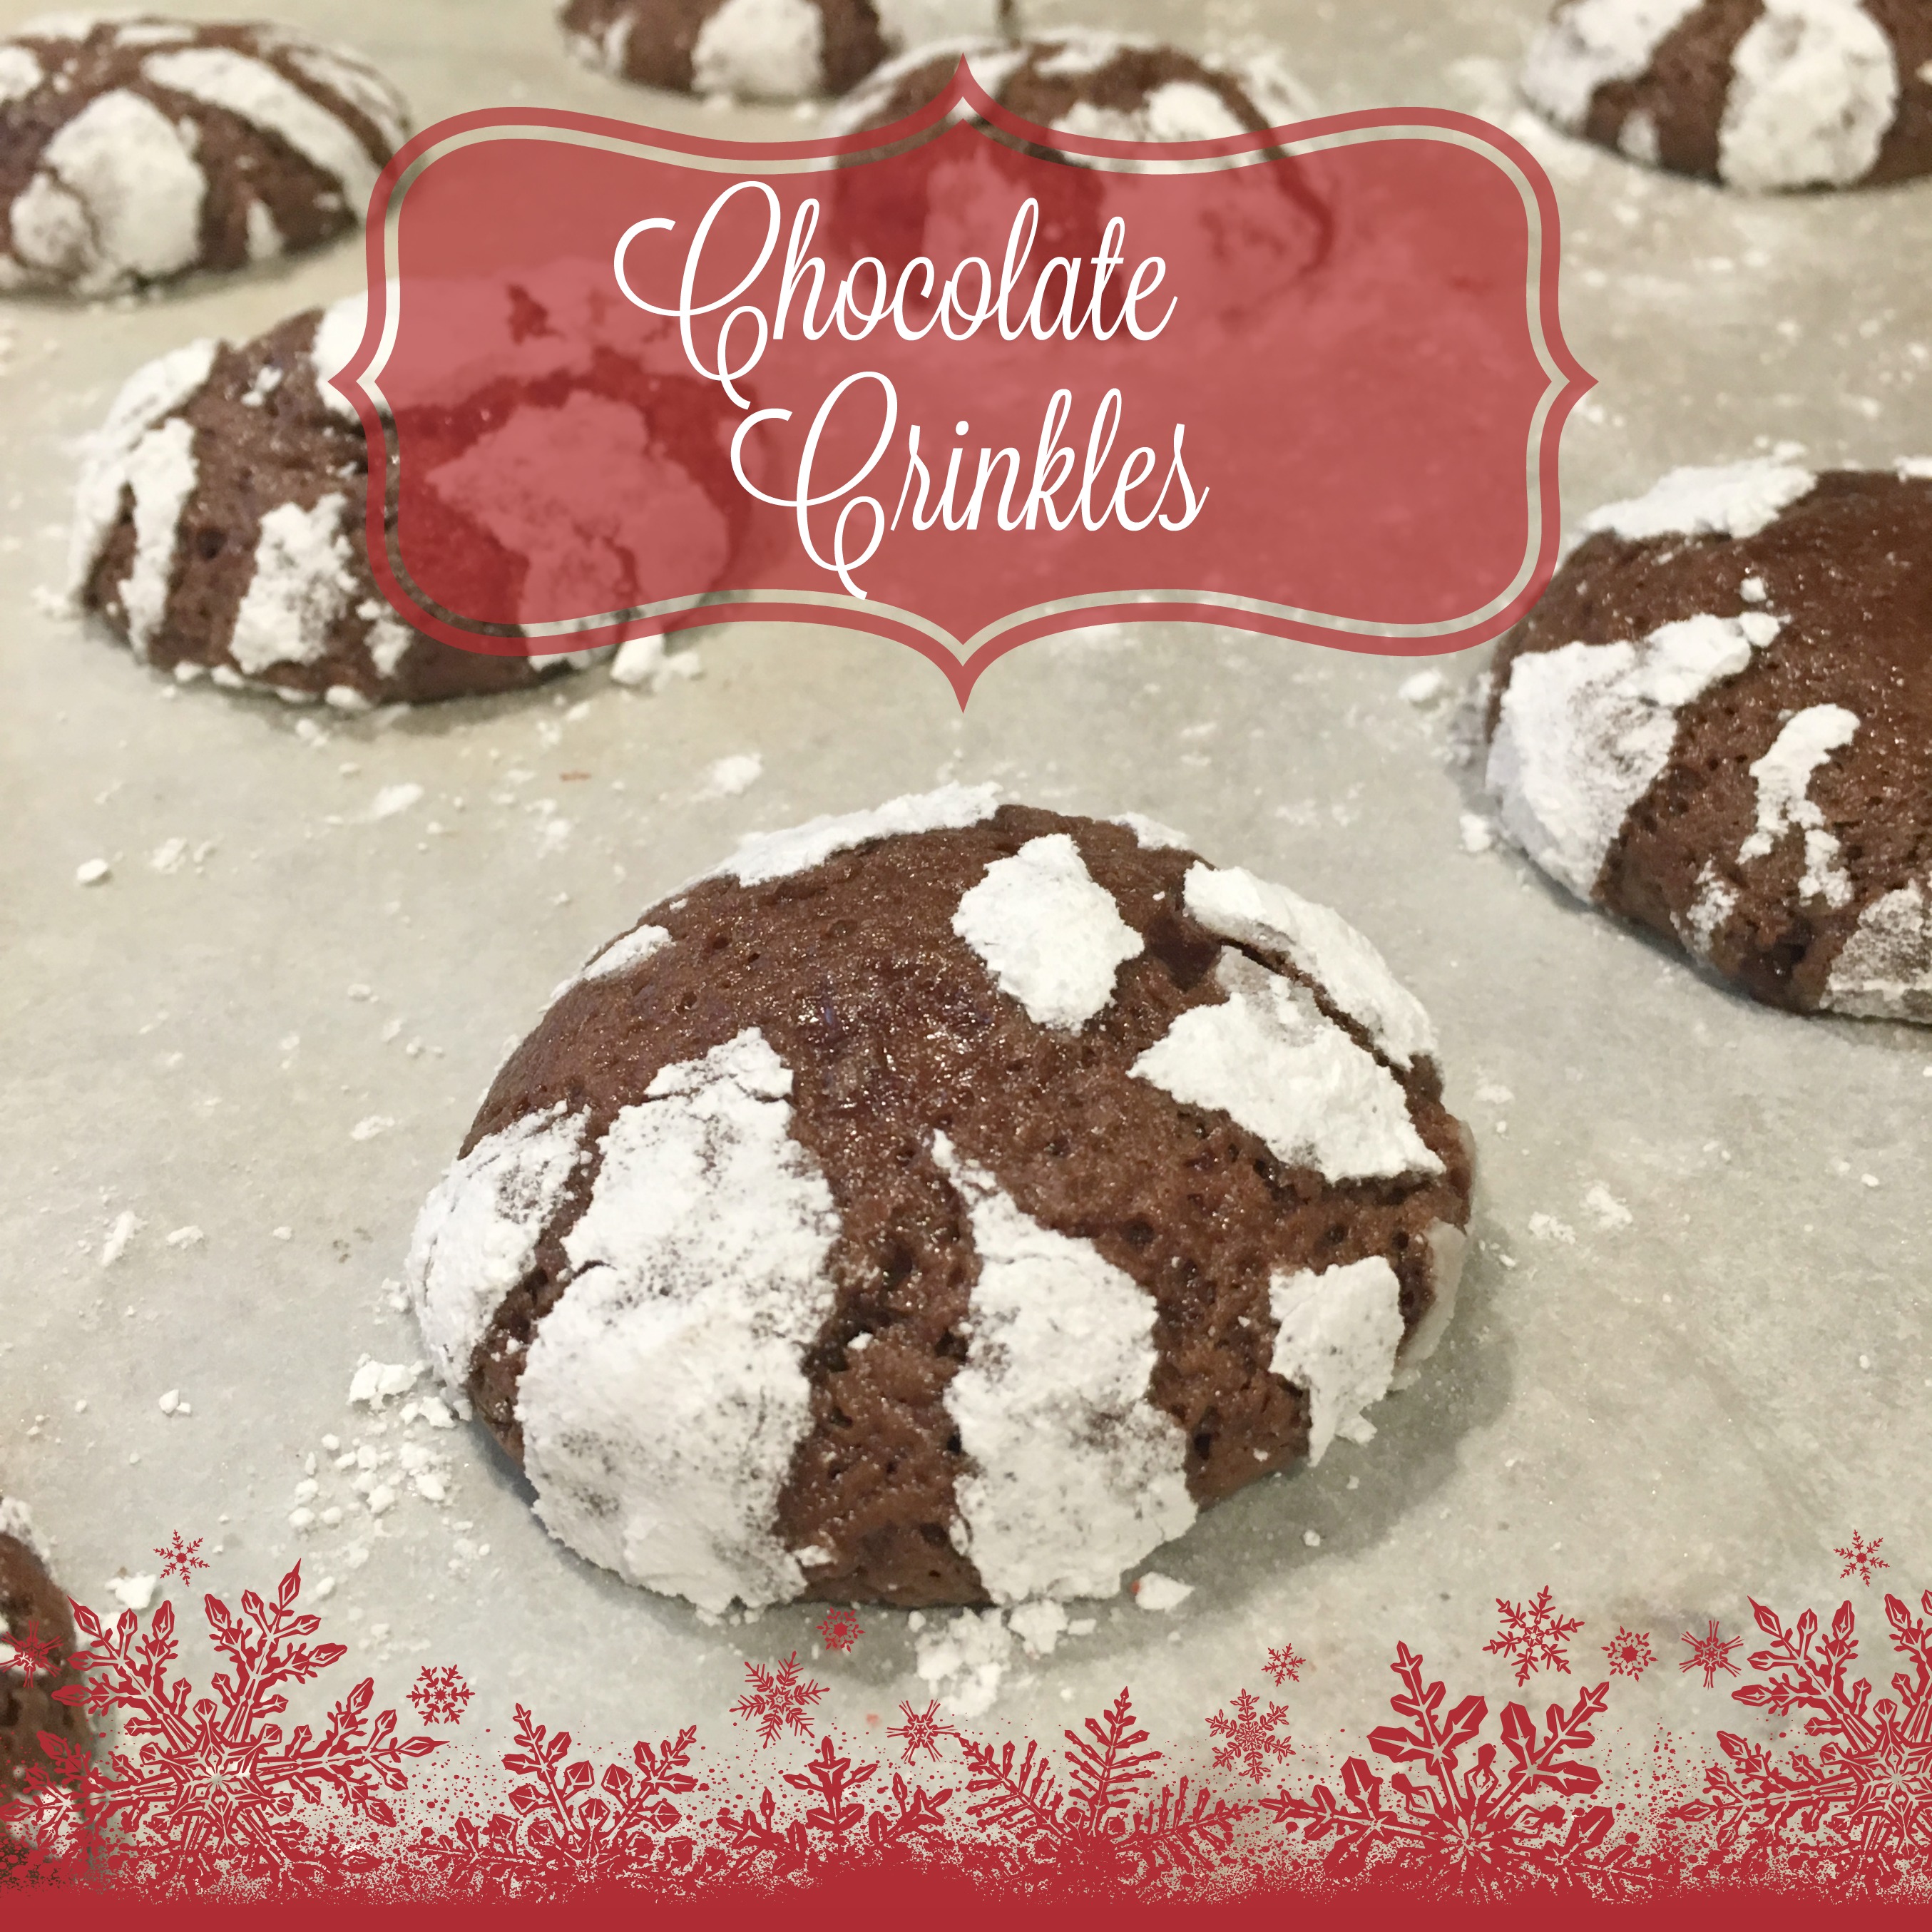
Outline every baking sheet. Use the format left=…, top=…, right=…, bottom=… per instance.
left=3, top=0, right=1929, bottom=1783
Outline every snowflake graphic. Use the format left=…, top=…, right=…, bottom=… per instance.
left=887, top=1698, right=956, bottom=1764
left=1603, top=1628, right=1656, bottom=1681
left=408, top=1665, right=473, bottom=1726
left=1206, top=1688, right=1293, bottom=1780
left=954, top=1686, right=1242, bottom=1880
left=1681, top=1620, right=1744, bottom=1689
left=0, top=1617, right=61, bottom=1690
left=1263, top=1642, right=1644, bottom=1895
left=153, top=1532, right=206, bottom=1588
left=1485, top=1586, right=1585, bottom=1687
left=732, top=1652, right=827, bottom=1747
left=1264, top=1642, right=1307, bottom=1687
left=1836, top=1534, right=1888, bottom=1588
left=716, top=1732, right=952, bottom=1876
left=423, top=1707, right=700, bottom=1893
left=1677, top=1588, right=1932, bottom=1889
left=817, top=1608, right=864, bottom=1653
left=1, top=1560, right=439, bottom=1889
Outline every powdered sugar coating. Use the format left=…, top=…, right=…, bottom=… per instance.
left=1718, top=0, right=1898, bottom=191
left=118, top=417, right=198, bottom=655
left=1739, top=703, right=1860, bottom=907
left=0, top=1496, right=44, bottom=1562
left=1520, top=0, right=1702, bottom=131
left=1131, top=949, right=1441, bottom=1182
left=821, top=36, right=1023, bottom=136
left=0, top=45, right=44, bottom=101
left=1584, top=461, right=1818, bottom=543
left=519, top=1031, right=842, bottom=1613
left=691, top=0, right=822, bottom=99
left=1112, top=812, right=1191, bottom=850
left=713, top=782, right=1001, bottom=886
left=226, top=496, right=357, bottom=674
left=1268, top=1255, right=1405, bottom=1466
left=579, top=922, right=673, bottom=985
left=1487, top=613, right=1780, bottom=899
left=1056, top=78, right=1247, bottom=144
left=1183, top=862, right=1436, bottom=1069
left=405, top=1105, right=588, bottom=1391
left=1825, top=881, right=1932, bottom=1021
left=952, top=834, right=1143, bottom=1031
left=935, top=1134, right=1195, bottom=1603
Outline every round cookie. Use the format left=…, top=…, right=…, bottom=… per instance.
left=1521, top=0, right=1932, bottom=191
left=1484, top=459, right=1932, bottom=1022
left=558, top=0, right=1013, bottom=101
left=824, top=27, right=1311, bottom=140
left=1, top=1498, right=93, bottom=1804
left=0, top=15, right=409, bottom=296
left=68, top=293, right=738, bottom=707
left=405, top=792, right=1473, bottom=1612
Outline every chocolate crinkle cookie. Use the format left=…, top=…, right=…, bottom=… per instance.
left=1, top=1498, right=93, bottom=1804
left=1485, top=458, right=1932, bottom=1023
left=558, top=0, right=1013, bottom=101
left=824, top=27, right=1311, bottom=139
left=1522, top=0, right=1932, bottom=190
left=405, top=792, right=1473, bottom=1612
left=0, top=15, right=409, bottom=296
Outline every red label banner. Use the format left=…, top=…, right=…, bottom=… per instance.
left=342, top=71, right=1592, bottom=701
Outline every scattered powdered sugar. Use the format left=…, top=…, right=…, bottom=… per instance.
left=700, top=753, right=762, bottom=798
left=690, top=0, right=823, bottom=101
left=519, top=1030, right=842, bottom=1612
left=712, top=782, right=1000, bottom=886
left=951, top=833, right=1143, bottom=1031
left=1824, top=880, right=1932, bottom=1022
left=1585, top=1183, right=1634, bottom=1229
left=934, top=1133, right=1195, bottom=1604
left=1528, top=1212, right=1578, bottom=1243
left=74, top=857, right=111, bottom=886
left=226, top=496, right=357, bottom=673
left=347, top=1358, right=420, bottom=1410
left=1487, top=613, right=1781, bottom=899
left=1738, top=704, right=1860, bottom=906
left=1583, top=461, right=1817, bottom=542
left=610, top=634, right=703, bottom=690
left=1133, top=1570, right=1194, bottom=1611
left=1399, top=668, right=1446, bottom=705
left=1718, top=0, right=1898, bottom=191
left=406, top=1103, right=587, bottom=1390
left=1131, top=949, right=1441, bottom=1182
left=1267, top=1255, right=1404, bottom=1466
left=105, top=1573, right=158, bottom=1613
left=369, top=782, right=422, bottom=820
left=1183, top=862, right=1436, bottom=1069
left=1520, top=0, right=1702, bottom=132
left=1460, top=812, right=1497, bottom=854
left=914, top=1606, right=1015, bottom=1717
left=99, top=1209, right=140, bottom=1267
left=1112, top=812, right=1190, bottom=850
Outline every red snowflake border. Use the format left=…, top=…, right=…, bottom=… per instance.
left=1602, top=1627, right=1655, bottom=1680
left=1206, top=1687, right=1293, bottom=1779
left=153, top=1530, right=206, bottom=1587
left=817, top=1607, right=864, bottom=1653
left=887, top=1698, right=956, bottom=1763
left=1485, top=1586, right=1585, bottom=1686
left=1680, top=1620, right=1744, bottom=1689
left=1836, top=1533, right=1888, bottom=1587
left=732, top=1652, right=827, bottom=1747
left=409, top=1664, right=474, bottom=1725
left=1264, top=1642, right=1307, bottom=1687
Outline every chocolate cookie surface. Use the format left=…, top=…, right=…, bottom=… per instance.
left=68, top=291, right=737, bottom=707
left=1, top=1500, right=92, bottom=1805
left=406, top=792, right=1472, bottom=1612
left=1485, top=459, right=1932, bottom=1022
left=558, top=0, right=1011, bottom=100
left=0, top=15, right=408, bottom=295
left=1522, top=0, right=1932, bottom=190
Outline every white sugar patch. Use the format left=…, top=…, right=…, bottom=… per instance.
left=715, top=782, right=1000, bottom=886
left=0, top=1496, right=45, bottom=1562
left=914, top=1607, right=1013, bottom=1717
left=1269, top=1254, right=1404, bottom=1466
left=1681, top=861, right=1739, bottom=959
left=1135, top=1570, right=1193, bottom=1610
left=118, top=417, right=197, bottom=655
left=405, top=1103, right=586, bottom=1390
left=1113, top=812, right=1190, bottom=850
left=577, top=923, right=672, bottom=987
left=14, top=87, right=203, bottom=292
left=1183, top=862, right=1435, bottom=1068
left=1520, top=0, right=1702, bottom=131
left=1131, top=949, right=1440, bottom=1182
left=691, top=0, right=823, bottom=100
left=0, top=46, right=43, bottom=102
left=1486, top=612, right=1780, bottom=899
left=142, top=47, right=382, bottom=208
left=1739, top=704, right=1860, bottom=906
left=520, top=1030, right=842, bottom=1612
left=1584, top=461, right=1817, bottom=541
left=272, top=37, right=410, bottom=151
left=953, top=834, right=1142, bottom=1031
left=227, top=495, right=357, bottom=673
left=310, top=292, right=366, bottom=422
left=1057, top=77, right=1248, bottom=143
left=936, top=1134, right=1194, bottom=1604
left=1825, top=881, right=1932, bottom=1022
left=1719, top=0, right=1898, bottom=192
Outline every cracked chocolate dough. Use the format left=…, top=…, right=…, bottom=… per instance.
left=0, top=15, right=409, bottom=295
left=1, top=1498, right=92, bottom=1803
left=1522, top=0, right=1932, bottom=190
left=1485, top=458, right=1932, bottom=1023
left=558, top=0, right=1013, bottom=101
left=404, top=792, right=1473, bottom=1612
